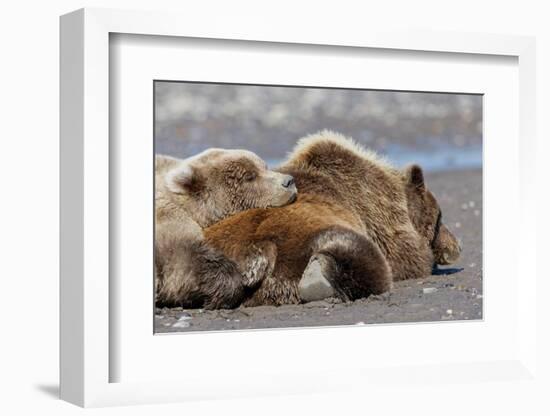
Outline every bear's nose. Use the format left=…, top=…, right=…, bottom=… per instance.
left=282, top=175, right=295, bottom=188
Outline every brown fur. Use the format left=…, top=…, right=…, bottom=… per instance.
left=204, top=131, right=461, bottom=306
left=155, top=149, right=296, bottom=309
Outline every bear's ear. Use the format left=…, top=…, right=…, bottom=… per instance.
left=405, top=164, right=426, bottom=191
left=166, top=164, right=205, bottom=195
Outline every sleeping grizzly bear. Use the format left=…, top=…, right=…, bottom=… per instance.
left=155, top=148, right=296, bottom=309
left=204, top=131, right=462, bottom=306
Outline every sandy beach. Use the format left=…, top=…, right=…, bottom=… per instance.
left=155, top=168, right=482, bottom=333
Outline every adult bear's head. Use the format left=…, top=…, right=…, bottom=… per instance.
left=159, top=149, right=297, bottom=227
left=404, top=164, right=462, bottom=266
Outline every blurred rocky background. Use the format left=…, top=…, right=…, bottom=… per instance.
left=155, top=82, right=482, bottom=172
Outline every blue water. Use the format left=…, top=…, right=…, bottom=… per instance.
left=383, top=144, right=482, bottom=172
left=267, top=144, right=481, bottom=173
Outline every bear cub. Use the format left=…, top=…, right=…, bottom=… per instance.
left=155, top=148, right=296, bottom=309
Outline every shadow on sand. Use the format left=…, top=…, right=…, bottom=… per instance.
left=432, top=266, right=465, bottom=276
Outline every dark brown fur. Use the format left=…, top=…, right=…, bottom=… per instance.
left=204, top=131, right=461, bottom=306
left=155, top=220, right=278, bottom=309
left=155, top=220, right=245, bottom=309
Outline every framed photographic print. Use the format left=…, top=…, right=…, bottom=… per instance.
left=152, top=80, right=481, bottom=333
left=60, top=7, right=537, bottom=407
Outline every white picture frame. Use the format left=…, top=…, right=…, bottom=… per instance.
left=60, top=7, right=537, bottom=407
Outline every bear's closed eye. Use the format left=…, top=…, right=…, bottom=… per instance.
left=244, top=172, right=256, bottom=181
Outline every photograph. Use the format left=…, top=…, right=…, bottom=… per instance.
left=153, top=81, right=483, bottom=333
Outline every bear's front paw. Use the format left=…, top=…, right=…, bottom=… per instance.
left=240, top=242, right=277, bottom=288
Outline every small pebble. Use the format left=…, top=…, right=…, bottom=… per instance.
left=476, top=294, right=483, bottom=299
left=470, top=263, right=476, bottom=268
left=455, top=222, right=462, bottom=228
left=355, top=321, right=365, bottom=325
left=468, top=201, right=475, bottom=208
left=474, top=209, right=480, bottom=216
left=172, top=320, right=190, bottom=328
left=461, top=203, right=468, bottom=210
left=446, top=309, right=453, bottom=314
left=423, top=287, right=437, bottom=294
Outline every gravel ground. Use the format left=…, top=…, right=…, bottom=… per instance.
left=155, top=168, right=482, bottom=333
